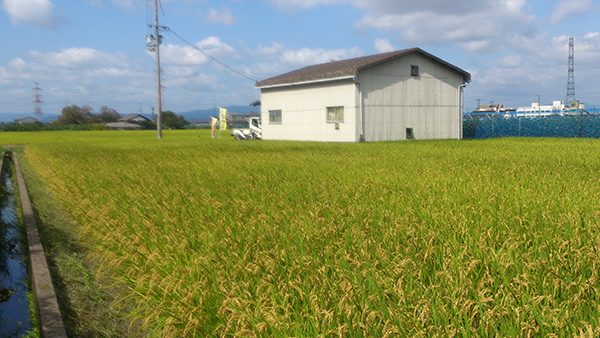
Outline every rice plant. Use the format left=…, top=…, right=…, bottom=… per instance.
left=3, top=130, right=599, bottom=337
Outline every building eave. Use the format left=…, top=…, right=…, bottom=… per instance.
left=256, top=75, right=357, bottom=90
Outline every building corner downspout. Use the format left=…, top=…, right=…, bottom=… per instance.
left=353, top=77, right=365, bottom=142
left=458, top=80, right=470, bottom=140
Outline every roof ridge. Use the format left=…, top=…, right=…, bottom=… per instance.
left=255, top=47, right=469, bottom=88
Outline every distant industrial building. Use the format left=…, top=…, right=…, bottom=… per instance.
left=517, top=100, right=585, bottom=116
left=475, top=103, right=516, bottom=113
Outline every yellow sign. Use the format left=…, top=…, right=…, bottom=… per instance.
left=211, top=117, right=218, bottom=138
left=219, top=108, right=227, bottom=131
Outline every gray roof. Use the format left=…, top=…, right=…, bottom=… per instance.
left=15, top=117, right=39, bottom=124
left=255, top=48, right=471, bottom=88
left=119, top=114, right=151, bottom=122
left=106, top=122, right=142, bottom=129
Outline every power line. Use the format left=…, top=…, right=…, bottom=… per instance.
left=166, top=27, right=259, bottom=83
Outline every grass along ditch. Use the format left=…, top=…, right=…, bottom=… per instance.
left=9, top=146, right=145, bottom=338
left=1, top=130, right=600, bottom=336
left=0, top=152, right=34, bottom=337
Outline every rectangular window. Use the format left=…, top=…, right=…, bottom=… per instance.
left=406, top=128, right=414, bottom=139
left=411, top=65, right=419, bottom=77
left=269, top=110, right=282, bottom=123
left=326, top=106, right=344, bottom=122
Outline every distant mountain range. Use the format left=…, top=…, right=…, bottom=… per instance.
left=0, top=105, right=260, bottom=124
left=178, top=105, right=260, bottom=123
left=0, top=113, right=60, bottom=123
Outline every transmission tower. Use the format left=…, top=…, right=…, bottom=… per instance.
left=32, top=82, right=43, bottom=117
left=566, top=37, right=575, bottom=105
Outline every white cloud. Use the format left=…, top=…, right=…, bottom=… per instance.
left=8, top=58, right=28, bottom=72
left=584, top=32, right=599, bottom=39
left=160, top=44, right=211, bottom=65
left=268, top=0, right=345, bottom=11
left=256, top=42, right=284, bottom=55
left=496, top=55, right=527, bottom=68
left=246, top=45, right=368, bottom=81
left=356, top=1, right=536, bottom=51
left=0, top=47, right=153, bottom=114
left=351, top=0, right=496, bottom=16
left=461, top=40, right=496, bottom=53
left=111, top=0, right=134, bottom=9
left=88, top=0, right=103, bottom=7
left=29, top=48, right=128, bottom=69
left=281, top=47, right=363, bottom=65
left=2, top=0, right=62, bottom=29
left=551, top=0, right=597, bottom=25
left=270, top=0, right=537, bottom=55
left=160, top=37, right=237, bottom=66
left=374, top=38, right=395, bottom=53
left=85, top=0, right=136, bottom=9
left=198, top=37, right=237, bottom=57
left=206, top=6, right=236, bottom=25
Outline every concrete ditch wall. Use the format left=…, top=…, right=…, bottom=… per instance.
left=11, top=151, right=68, bottom=338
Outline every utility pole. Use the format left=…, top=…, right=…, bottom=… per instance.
left=153, top=0, right=162, bottom=139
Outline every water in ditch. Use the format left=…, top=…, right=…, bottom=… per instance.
left=0, top=157, right=32, bottom=337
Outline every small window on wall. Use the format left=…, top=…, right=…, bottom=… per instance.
left=406, top=128, right=414, bottom=139
left=411, top=65, right=419, bottom=77
left=327, top=106, right=344, bottom=122
left=269, top=110, right=282, bottom=123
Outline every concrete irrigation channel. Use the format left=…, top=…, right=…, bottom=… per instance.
left=0, top=151, right=67, bottom=338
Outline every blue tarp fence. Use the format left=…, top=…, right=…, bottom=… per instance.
left=463, top=114, right=600, bottom=139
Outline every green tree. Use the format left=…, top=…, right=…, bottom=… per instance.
left=161, top=110, right=189, bottom=130
left=139, top=120, right=157, bottom=130
left=55, top=105, right=94, bottom=125
left=97, top=106, right=121, bottom=123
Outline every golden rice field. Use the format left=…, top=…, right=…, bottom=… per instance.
left=2, top=130, right=600, bottom=337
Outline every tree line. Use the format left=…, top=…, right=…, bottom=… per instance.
left=54, top=105, right=190, bottom=129
left=2, top=105, right=191, bottom=132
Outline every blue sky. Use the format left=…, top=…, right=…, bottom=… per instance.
left=1, top=0, right=600, bottom=119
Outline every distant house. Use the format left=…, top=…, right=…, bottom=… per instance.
left=227, top=112, right=261, bottom=127
left=118, top=114, right=152, bottom=124
left=106, top=122, right=142, bottom=130
left=15, top=117, right=39, bottom=125
left=255, top=47, right=471, bottom=142
left=227, top=113, right=247, bottom=126
left=106, top=114, right=151, bottom=130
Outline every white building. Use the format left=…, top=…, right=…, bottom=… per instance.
left=517, top=101, right=565, bottom=113
left=15, top=117, right=39, bottom=125
left=255, top=48, right=471, bottom=142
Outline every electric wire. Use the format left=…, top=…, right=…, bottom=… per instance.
left=166, top=27, right=259, bottom=83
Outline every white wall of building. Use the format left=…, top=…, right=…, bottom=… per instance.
left=359, top=53, right=464, bottom=141
left=259, top=53, right=466, bottom=142
left=260, top=80, right=359, bottom=142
